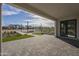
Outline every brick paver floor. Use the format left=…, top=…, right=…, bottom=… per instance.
left=2, top=35, right=79, bottom=56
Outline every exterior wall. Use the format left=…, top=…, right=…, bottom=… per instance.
left=56, top=19, right=66, bottom=37
left=77, top=19, right=79, bottom=39
left=0, top=3, right=1, bottom=56
left=56, top=18, right=79, bottom=38
left=56, top=18, right=70, bottom=37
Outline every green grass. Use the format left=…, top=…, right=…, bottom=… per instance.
left=2, top=34, right=33, bottom=42
left=34, top=32, right=44, bottom=35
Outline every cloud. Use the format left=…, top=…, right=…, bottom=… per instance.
left=2, top=4, right=55, bottom=27
left=2, top=4, right=22, bottom=16
left=2, top=10, right=19, bottom=16
left=33, top=19, right=55, bottom=27
left=23, top=13, right=55, bottom=27
left=32, top=15, right=55, bottom=27
left=23, top=18, right=55, bottom=27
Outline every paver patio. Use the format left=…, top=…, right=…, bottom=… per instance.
left=2, top=35, right=79, bottom=56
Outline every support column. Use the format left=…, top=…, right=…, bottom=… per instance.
left=0, top=3, right=1, bottom=56
left=77, top=19, right=79, bottom=39
left=56, top=20, right=60, bottom=37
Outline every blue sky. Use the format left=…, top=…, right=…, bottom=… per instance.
left=2, top=4, right=55, bottom=27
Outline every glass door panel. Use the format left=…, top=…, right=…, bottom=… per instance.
left=60, top=21, right=67, bottom=37
left=60, top=19, right=77, bottom=38
left=67, top=20, right=76, bottom=38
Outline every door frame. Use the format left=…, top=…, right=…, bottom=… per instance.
left=60, top=19, right=77, bottom=38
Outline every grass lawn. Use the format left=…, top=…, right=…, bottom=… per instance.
left=34, top=32, right=44, bottom=35
left=2, top=34, right=33, bottom=42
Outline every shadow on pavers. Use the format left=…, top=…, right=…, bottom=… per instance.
left=57, top=36, right=79, bottom=48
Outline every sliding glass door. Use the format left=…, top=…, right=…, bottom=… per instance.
left=60, top=21, right=67, bottom=37
left=60, top=19, right=77, bottom=38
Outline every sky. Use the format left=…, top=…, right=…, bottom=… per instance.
left=2, top=4, right=55, bottom=27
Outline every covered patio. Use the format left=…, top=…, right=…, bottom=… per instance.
left=2, top=3, right=79, bottom=56
left=9, top=3, right=79, bottom=47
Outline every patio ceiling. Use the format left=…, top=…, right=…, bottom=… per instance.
left=9, top=3, right=79, bottom=20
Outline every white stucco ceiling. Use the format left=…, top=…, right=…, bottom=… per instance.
left=29, top=3, right=79, bottom=19
left=10, top=3, right=79, bottom=20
